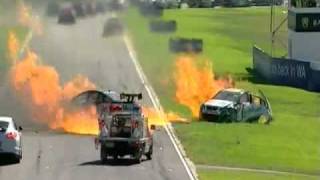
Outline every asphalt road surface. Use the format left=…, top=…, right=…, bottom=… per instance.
left=0, top=10, right=191, bottom=180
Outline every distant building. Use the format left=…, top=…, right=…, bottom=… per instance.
left=288, top=2, right=320, bottom=89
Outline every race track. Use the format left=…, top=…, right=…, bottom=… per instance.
left=0, top=9, right=191, bottom=180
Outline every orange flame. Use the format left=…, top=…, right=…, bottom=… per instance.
left=142, top=107, right=166, bottom=127
left=7, top=31, right=20, bottom=63
left=174, top=55, right=233, bottom=118
left=18, top=3, right=42, bottom=35
left=142, top=107, right=189, bottom=128
left=8, top=32, right=98, bottom=135
left=52, top=106, right=99, bottom=135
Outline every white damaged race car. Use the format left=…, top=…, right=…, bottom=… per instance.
left=199, top=88, right=272, bottom=124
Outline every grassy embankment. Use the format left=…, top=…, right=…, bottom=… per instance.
left=123, top=7, right=320, bottom=179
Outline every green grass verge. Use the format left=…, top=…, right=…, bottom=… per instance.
left=198, top=169, right=318, bottom=180
left=123, top=6, right=320, bottom=176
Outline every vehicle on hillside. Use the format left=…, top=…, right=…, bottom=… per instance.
left=58, top=5, right=76, bottom=24
left=96, top=1, right=107, bottom=13
left=251, top=0, right=283, bottom=6
left=72, top=91, right=155, bottom=163
left=200, top=88, right=272, bottom=124
left=85, top=1, right=97, bottom=15
left=107, top=0, right=127, bottom=11
left=183, top=0, right=214, bottom=8
left=73, top=2, right=87, bottom=17
left=223, top=0, right=251, bottom=7
left=0, top=117, right=22, bottom=163
left=154, top=0, right=180, bottom=9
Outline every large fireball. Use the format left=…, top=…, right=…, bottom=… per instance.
left=174, top=55, right=234, bottom=118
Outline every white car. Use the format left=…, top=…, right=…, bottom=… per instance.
left=0, top=117, right=22, bottom=163
left=200, top=88, right=272, bottom=124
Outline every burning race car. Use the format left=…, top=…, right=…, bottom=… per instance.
left=200, top=88, right=272, bottom=124
left=72, top=91, right=154, bottom=163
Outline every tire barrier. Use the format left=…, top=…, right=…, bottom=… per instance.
left=252, top=46, right=320, bottom=91
left=103, top=18, right=123, bottom=37
left=169, top=38, right=203, bottom=53
left=149, top=20, right=177, bottom=33
left=107, top=0, right=126, bottom=11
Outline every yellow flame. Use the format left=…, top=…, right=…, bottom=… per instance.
left=18, top=3, right=42, bottom=35
left=142, top=107, right=189, bottom=128
left=174, top=55, right=234, bottom=118
left=8, top=32, right=98, bottom=135
left=7, top=31, right=20, bottom=63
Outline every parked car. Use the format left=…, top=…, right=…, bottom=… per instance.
left=223, top=0, right=251, bottom=7
left=85, top=1, right=97, bottom=15
left=73, top=2, right=87, bottom=17
left=200, top=88, right=272, bottom=124
left=58, top=5, right=76, bottom=24
left=212, top=0, right=224, bottom=6
left=0, top=117, right=22, bottom=163
left=251, top=0, right=283, bottom=6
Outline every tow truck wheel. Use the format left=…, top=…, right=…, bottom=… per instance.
left=100, top=146, right=108, bottom=163
left=113, top=154, right=118, bottom=161
left=146, top=146, right=153, bottom=160
left=134, top=148, right=143, bottom=163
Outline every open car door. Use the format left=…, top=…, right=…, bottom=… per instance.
left=258, top=90, right=272, bottom=118
left=71, top=90, right=116, bottom=106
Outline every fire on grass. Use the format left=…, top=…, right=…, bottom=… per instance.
left=174, top=55, right=234, bottom=118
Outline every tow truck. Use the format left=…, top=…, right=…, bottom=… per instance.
left=72, top=91, right=155, bottom=163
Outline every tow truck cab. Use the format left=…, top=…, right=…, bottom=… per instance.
left=99, top=112, right=153, bottom=162
left=72, top=91, right=154, bottom=163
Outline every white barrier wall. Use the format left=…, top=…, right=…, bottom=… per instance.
left=288, top=8, right=320, bottom=70
left=288, top=29, right=320, bottom=70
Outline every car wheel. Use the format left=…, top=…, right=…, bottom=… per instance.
left=100, top=146, right=108, bottom=163
left=113, top=154, right=118, bottom=161
left=146, top=145, right=153, bottom=160
left=199, top=112, right=205, bottom=121
left=258, top=115, right=269, bottom=124
left=19, top=149, right=22, bottom=160
left=134, top=148, right=143, bottom=163
left=13, top=154, right=21, bottom=163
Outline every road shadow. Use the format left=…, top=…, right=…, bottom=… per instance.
left=0, top=155, right=19, bottom=166
left=79, top=158, right=146, bottom=167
